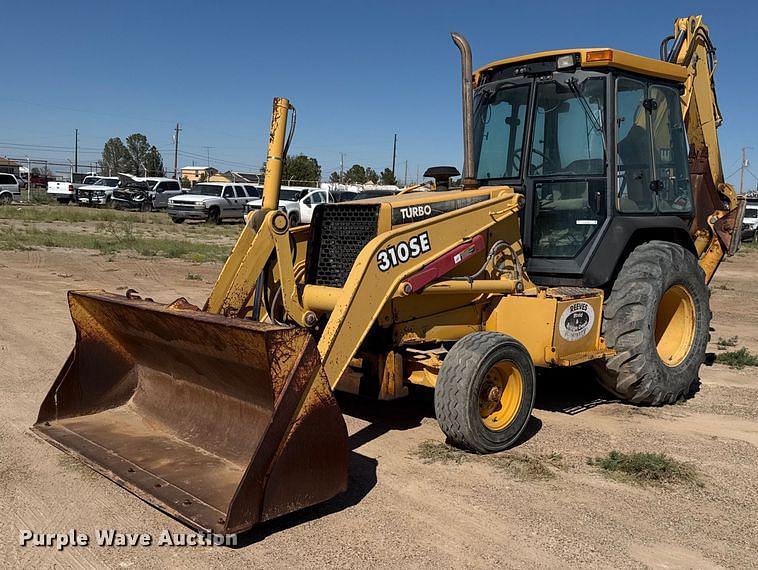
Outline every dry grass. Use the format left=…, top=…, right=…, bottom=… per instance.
left=413, top=441, right=468, bottom=465
left=588, top=450, right=701, bottom=486
left=413, top=441, right=562, bottom=481
left=0, top=224, right=231, bottom=262
left=487, top=452, right=557, bottom=481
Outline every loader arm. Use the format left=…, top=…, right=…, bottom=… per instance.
left=666, top=15, right=746, bottom=281
left=314, top=192, right=523, bottom=389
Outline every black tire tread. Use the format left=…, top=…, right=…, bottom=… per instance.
left=595, top=241, right=711, bottom=405
left=435, top=332, right=534, bottom=452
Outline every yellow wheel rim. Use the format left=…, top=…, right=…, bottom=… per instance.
left=479, top=360, right=523, bottom=431
left=655, top=284, right=696, bottom=367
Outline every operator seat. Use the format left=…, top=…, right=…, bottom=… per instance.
left=617, top=123, right=653, bottom=211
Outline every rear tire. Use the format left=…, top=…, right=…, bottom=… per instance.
left=288, top=211, right=299, bottom=227
left=435, top=332, right=535, bottom=453
left=593, top=241, right=710, bottom=405
left=171, top=217, right=185, bottom=224
left=0, top=193, right=11, bottom=205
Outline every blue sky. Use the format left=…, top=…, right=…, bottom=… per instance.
left=1, top=0, right=756, bottom=187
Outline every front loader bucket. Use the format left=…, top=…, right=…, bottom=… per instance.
left=33, top=291, right=348, bottom=535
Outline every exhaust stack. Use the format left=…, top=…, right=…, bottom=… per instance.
left=451, top=32, right=477, bottom=189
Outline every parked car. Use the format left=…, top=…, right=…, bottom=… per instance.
left=47, top=175, right=101, bottom=204
left=76, top=177, right=120, bottom=206
left=0, top=173, right=21, bottom=204
left=741, top=203, right=758, bottom=242
left=112, top=176, right=183, bottom=210
left=244, top=186, right=335, bottom=226
left=167, top=182, right=260, bottom=224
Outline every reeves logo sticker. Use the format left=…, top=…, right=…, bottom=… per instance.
left=376, top=232, right=431, bottom=272
left=558, top=302, right=595, bottom=342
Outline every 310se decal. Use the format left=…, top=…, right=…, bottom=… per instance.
left=558, top=302, right=595, bottom=341
left=376, top=232, right=431, bottom=271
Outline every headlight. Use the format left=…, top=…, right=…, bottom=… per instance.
left=195, top=202, right=208, bottom=209
left=556, top=53, right=578, bottom=69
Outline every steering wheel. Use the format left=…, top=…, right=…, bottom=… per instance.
left=512, top=147, right=557, bottom=174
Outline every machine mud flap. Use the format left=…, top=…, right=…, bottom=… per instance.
left=33, top=291, right=348, bottom=535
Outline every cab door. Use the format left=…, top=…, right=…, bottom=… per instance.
left=299, top=190, right=326, bottom=224
left=232, top=185, right=248, bottom=217
left=527, top=75, right=608, bottom=259
left=221, top=186, right=236, bottom=218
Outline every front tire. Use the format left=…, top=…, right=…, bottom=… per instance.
left=593, top=241, right=710, bottom=405
left=288, top=211, right=299, bottom=227
left=171, top=217, right=185, bottom=224
left=207, top=207, right=221, bottom=225
left=435, top=332, right=536, bottom=453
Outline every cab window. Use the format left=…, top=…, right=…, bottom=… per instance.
left=474, top=84, right=530, bottom=179
left=234, top=187, right=246, bottom=198
left=615, top=78, right=691, bottom=214
left=222, top=186, right=234, bottom=198
left=616, top=78, right=654, bottom=212
left=650, top=85, right=692, bottom=213
left=530, top=77, right=605, bottom=176
left=529, top=76, right=607, bottom=259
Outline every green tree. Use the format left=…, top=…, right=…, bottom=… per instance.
left=144, top=145, right=165, bottom=177
left=180, top=176, right=191, bottom=188
left=345, top=164, right=367, bottom=184
left=101, top=137, right=129, bottom=176
left=282, top=154, right=321, bottom=184
left=380, top=167, right=398, bottom=186
left=124, top=133, right=152, bottom=175
left=365, top=167, right=379, bottom=183
left=328, top=171, right=341, bottom=183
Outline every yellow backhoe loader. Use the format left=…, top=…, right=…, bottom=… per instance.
left=34, top=15, right=744, bottom=535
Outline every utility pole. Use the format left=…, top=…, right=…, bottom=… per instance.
left=74, top=129, right=79, bottom=173
left=391, top=133, right=397, bottom=177
left=26, top=156, right=31, bottom=202
left=339, top=152, right=344, bottom=184
left=739, top=146, right=747, bottom=195
left=173, top=123, right=181, bottom=179
left=404, top=160, right=408, bottom=186
left=202, top=146, right=214, bottom=168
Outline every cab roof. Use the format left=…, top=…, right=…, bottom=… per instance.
left=474, top=48, right=688, bottom=84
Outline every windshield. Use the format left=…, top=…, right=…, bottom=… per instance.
left=279, top=189, right=306, bottom=201
left=530, top=77, right=606, bottom=176
left=474, top=83, right=530, bottom=180
left=82, top=176, right=99, bottom=184
left=96, top=178, right=118, bottom=187
left=746, top=207, right=758, bottom=219
left=187, top=184, right=222, bottom=197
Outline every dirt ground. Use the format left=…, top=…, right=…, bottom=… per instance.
left=1, top=244, right=757, bottom=569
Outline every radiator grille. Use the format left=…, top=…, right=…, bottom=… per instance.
left=306, top=204, right=380, bottom=287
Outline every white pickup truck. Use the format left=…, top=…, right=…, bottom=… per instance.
left=47, top=175, right=101, bottom=203
left=244, top=187, right=335, bottom=226
left=76, top=177, right=120, bottom=206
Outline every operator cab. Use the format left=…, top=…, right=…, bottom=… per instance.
left=473, top=49, right=693, bottom=287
